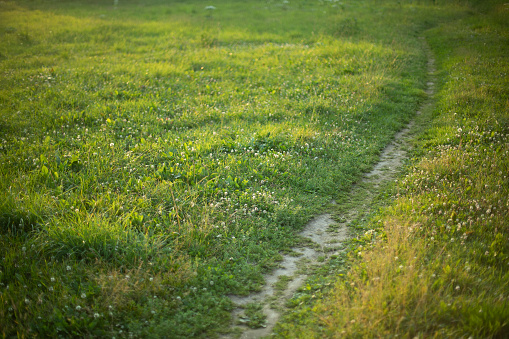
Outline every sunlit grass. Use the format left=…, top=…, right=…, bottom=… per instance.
left=274, top=1, right=509, bottom=337
left=0, top=0, right=459, bottom=337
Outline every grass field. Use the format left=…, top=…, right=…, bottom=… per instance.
left=273, top=1, right=509, bottom=338
left=1, top=0, right=507, bottom=338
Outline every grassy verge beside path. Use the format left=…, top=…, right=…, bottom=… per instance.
left=275, top=1, right=509, bottom=337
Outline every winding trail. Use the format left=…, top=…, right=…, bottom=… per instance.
left=226, top=39, right=436, bottom=339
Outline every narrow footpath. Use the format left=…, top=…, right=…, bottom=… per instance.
left=227, top=39, right=436, bottom=339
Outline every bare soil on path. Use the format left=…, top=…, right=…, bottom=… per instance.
left=226, top=39, right=436, bottom=339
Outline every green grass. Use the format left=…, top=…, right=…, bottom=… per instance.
left=0, top=0, right=496, bottom=337
left=273, top=1, right=509, bottom=338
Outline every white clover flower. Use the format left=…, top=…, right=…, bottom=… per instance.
left=94, top=313, right=100, bottom=319
left=76, top=305, right=82, bottom=311
left=66, top=266, right=71, bottom=271
left=81, top=293, right=86, bottom=299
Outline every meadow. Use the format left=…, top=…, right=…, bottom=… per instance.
left=0, top=0, right=506, bottom=338
left=273, top=0, right=509, bottom=337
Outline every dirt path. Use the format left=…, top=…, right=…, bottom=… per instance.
left=226, top=39, right=436, bottom=339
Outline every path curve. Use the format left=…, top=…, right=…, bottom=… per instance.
left=226, top=38, right=436, bottom=339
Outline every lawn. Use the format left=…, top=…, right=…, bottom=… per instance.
left=273, top=1, right=509, bottom=337
left=1, top=0, right=506, bottom=338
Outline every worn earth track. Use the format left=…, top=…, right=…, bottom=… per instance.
left=226, top=39, right=435, bottom=339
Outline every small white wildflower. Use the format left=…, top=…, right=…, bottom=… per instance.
left=76, top=305, right=82, bottom=311
left=94, top=313, right=100, bottom=319
left=66, top=266, right=71, bottom=271
left=81, top=293, right=86, bottom=299
left=50, top=277, right=55, bottom=282
left=110, top=143, right=114, bottom=147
